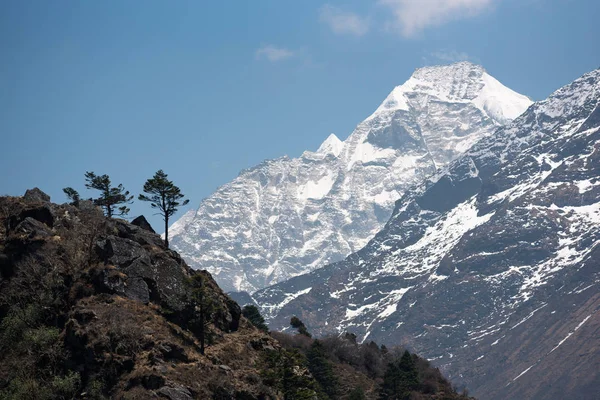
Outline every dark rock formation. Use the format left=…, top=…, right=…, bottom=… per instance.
left=23, top=187, right=50, bottom=203
left=132, top=215, right=156, bottom=233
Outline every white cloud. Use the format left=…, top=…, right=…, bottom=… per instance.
left=255, top=45, right=295, bottom=62
left=319, top=4, right=370, bottom=36
left=379, top=0, right=495, bottom=37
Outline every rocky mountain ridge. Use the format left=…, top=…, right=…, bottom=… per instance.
left=0, top=190, right=473, bottom=400
left=247, top=67, right=600, bottom=400
left=169, top=62, right=532, bottom=293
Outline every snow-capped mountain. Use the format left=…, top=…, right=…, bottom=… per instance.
left=250, top=68, right=600, bottom=399
left=170, top=62, right=532, bottom=293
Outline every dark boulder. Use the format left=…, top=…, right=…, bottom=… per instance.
left=157, top=342, right=189, bottom=363
left=94, top=236, right=153, bottom=302
left=78, top=199, right=101, bottom=213
left=14, top=217, right=53, bottom=238
left=156, top=384, right=193, bottom=400
left=95, top=236, right=149, bottom=268
left=23, top=187, right=50, bottom=203
left=132, top=215, right=156, bottom=233
left=114, top=219, right=163, bottom=248
left=94, top=235, right=190, bottom=309
left=123, top=276, right=151, bottom=304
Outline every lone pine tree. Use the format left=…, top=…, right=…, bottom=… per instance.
left=138, top=170, right=189, bottom=248
left=62, top=187, right=80, bottom=207
left=84, top=171, right=133, bottom=217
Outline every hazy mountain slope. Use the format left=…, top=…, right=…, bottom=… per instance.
left=251, top=68, right=600, bottom=400
left=170, top=62, right=532, bottom=293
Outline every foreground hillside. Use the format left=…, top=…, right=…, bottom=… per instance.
left=249, top=68, right=600, bottom=400
left=0, top=191, right=471, bottom=399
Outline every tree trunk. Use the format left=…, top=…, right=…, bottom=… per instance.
left=164, top=216, right=169, bottom=248
left=199, top=309, right=205, bottom=355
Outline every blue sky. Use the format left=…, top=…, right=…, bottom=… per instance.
left=1, top=0, right=599, bottom=231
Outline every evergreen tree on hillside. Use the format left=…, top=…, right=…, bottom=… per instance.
left=307, top=339, right=338, bottom=399
left=138, top=169, right=189, bottom=248
left=260, top=348, right=321, bottom=400
left=378, top=350, right=419, bottom=400
left=186, top=274, right=215, bottom=355
left=62, top=187, right=80, bottom=207
left=84, top=171, right=133, bottom=217
left=348, top=387, right=366, bottom=400
left=242, top=305, right=269, bottom=332
left=290, top=316, right=311, bottom=338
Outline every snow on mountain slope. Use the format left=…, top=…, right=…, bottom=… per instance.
left=169, top=62, right=532, bottom=293
left=252, top=68, right=600, bottom=400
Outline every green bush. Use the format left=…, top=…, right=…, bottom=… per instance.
left=51, top=371, right=81, bottom=399
left=86, top=379, right=107, bottom=400
left=0, top=377, right=50, bottom=400
left=0, top=305, right=43, bottom=349
left=25, top=326, right=60, bottom=351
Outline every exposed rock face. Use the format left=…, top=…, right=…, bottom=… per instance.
left=169, top=62, right=532, bottom=293
left=131, top=215, right=156, bottom=233
left=251, top=68, right=600, bottom=399
left=23, top=187, right=50, bottom=203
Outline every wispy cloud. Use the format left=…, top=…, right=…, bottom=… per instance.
left=319, top=4, right=370, bottom=36
left=379, top=0, right=496, bottom=37
left=429, top=50, right=478, bottom=63
left=255, top=45, right=295, bottom=62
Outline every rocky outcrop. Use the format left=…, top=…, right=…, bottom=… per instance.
left=131, top=215, right=156, bottom=233
left=0, top=191, right=280, bottom=399
left=23, top=187, right=50, bottom=203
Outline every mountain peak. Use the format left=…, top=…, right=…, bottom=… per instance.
left=316, top=133, right=343, bottom=157
left=368, top=62, right=532, bottom=123
left=170, top=63, right=533, bottom=293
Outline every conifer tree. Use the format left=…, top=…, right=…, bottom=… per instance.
left=242, top=305, right=269, bottom=332
left=307, top=339, right=338, bottom=398
left=84, top=172, right=133, bottom=217
left=290, top=316, right=312, bottom=338
left=378, top=350, right=419, bottom=400
left=348, top=387, right=366, bottom=400
left=186, top=274, right=215, bottom=355
left=62, top=187, right=80, bottom=207
left=138, top=170, right=189, bottom=248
